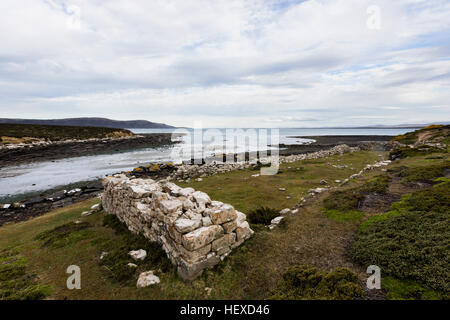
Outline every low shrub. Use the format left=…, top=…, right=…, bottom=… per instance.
left=247, top=207, right=279, bottom=225
left=397, top=163, right=449, bottom=182
left=270, top=265, right=365, bottom=300
left=34, top=222, right=92, bottom=248
left=389, top=146, right=444, bottom=160
left=352, top=182, right=450, bottom=292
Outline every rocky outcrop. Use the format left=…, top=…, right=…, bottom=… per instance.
left=101, top=175, right=253, bottom=280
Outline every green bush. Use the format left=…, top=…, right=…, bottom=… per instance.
left=270, top=265, right=365, bottom=300
left=352, top=182, right=450, bottom=292
left=247, top=207, right=279, bottom=225
left=389, top=146, right=444, bottom=160
left=398, top=163, right=449, bottom=182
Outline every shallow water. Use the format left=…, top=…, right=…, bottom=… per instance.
left=0, top=127, right=417, bottom=199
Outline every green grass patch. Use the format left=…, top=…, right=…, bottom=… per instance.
left=323, top=209, right=365, bottom=222
left=0, top=249, right=51, bottom=300
left=359, top=175, right=391, bottom=193
left=383, top=277, right=446, bottom=300
left=270, top=265, right=365, bottom=300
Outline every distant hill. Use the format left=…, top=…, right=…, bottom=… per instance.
left=0, top=117, right=175, bottom=129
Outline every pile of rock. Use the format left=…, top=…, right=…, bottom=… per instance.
left=279, top=144, right=358, bottom=164
left=101, top=175, right=254, bottom=280
left=171, top=162, right=254, bottom=180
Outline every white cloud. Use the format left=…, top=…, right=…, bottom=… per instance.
left=0, top=0, right=449, bottom=127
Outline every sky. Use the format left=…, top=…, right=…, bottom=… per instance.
left=0, top=0, right=449, bottom=128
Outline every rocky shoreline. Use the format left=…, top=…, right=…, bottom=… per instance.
left=279, top=135, right=394, bottom=155
left=0, top=133, right=176, bottom=167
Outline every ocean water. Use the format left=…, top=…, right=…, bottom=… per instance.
left=0, top=127, right=417, bottom=199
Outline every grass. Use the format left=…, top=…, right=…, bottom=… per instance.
left=0, top=248, right=52, bottom=300
left=321, top=175, right=391, bottom=222
left=177, top=151, right=382, bottom=214
left=1, top=142, right=448, bottom=300
left=322, top=209, right=365, bottom=222
left=0, top=150, right=385, bottom=300
left=382, top=277, right=444, bottom=300
left=0, top=123, right=133, bottom=143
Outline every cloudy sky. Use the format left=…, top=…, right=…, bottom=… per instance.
left=1, top=0, right=449, bottom=127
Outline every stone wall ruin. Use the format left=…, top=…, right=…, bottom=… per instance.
left=101, top=174, right=254, bottom=280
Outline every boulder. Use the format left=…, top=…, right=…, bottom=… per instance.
left=179, top=187, right=195, bottom=197
left=202, top=216, right=212, bottom=227
left=211, top=233, right=236, bottom=251
left=90, top=203, right=102, bottom=212
left=271, top=216, right=284, bottom=225
left=174, top=218, right=202, bottom=234
left=160, top=199, right=183, bottom=214
left=235, top=221, right=254, bottom=242
left=163, top=182, right=182, bottom=196
left=191, top=191, right=211, bottom=208
left=182, top=225, right=224, bottom=251
left=129, top=249, right=147, bottom=261
left=222, top=220, right=238, bottom=233
left=236, top=211, right=246, bottom=224
left=137, top=271, right=160, bottom=287
left=183, top=198, right=195, bottom=210
left=209, top=204, right=237, bottom=225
